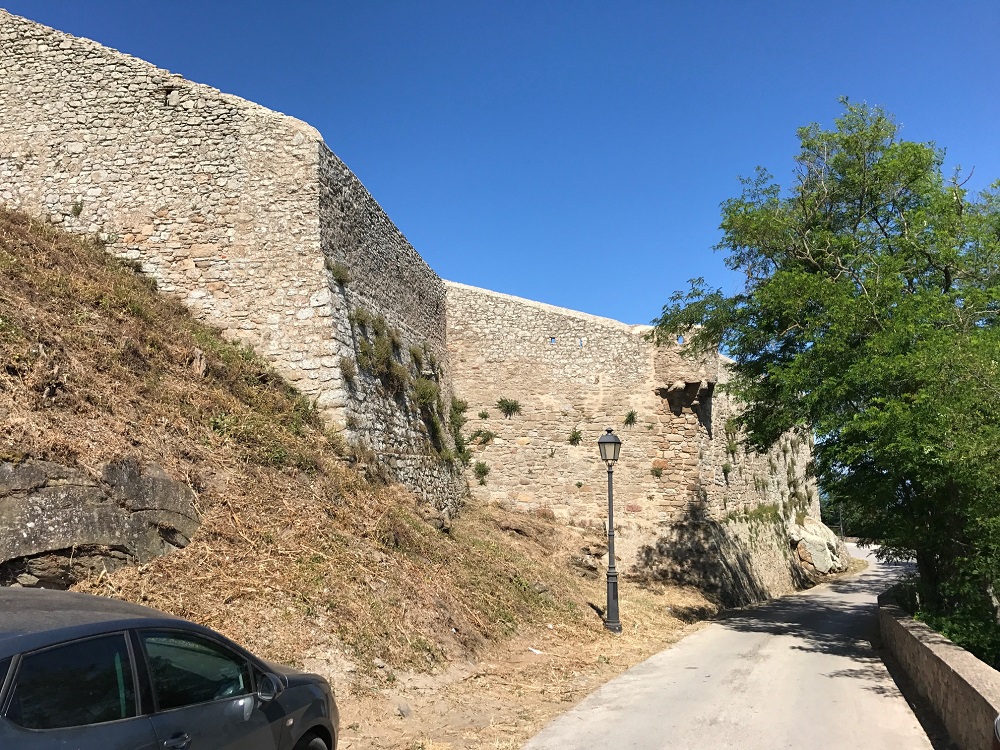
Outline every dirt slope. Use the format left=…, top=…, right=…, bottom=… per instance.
left=0, top=208, right=717, bottom=747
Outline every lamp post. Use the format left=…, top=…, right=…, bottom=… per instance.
left=597, top=428, right=622, bottom=633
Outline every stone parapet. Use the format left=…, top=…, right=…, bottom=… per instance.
left=878, top=591, right=1000, bottom=750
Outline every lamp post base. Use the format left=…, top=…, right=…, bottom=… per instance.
left=605, top=570, right=621, bottom=633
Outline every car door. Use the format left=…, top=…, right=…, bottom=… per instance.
left=0, top=633, right=159, bottom=750
left=139, top=629, right=278, bottom=750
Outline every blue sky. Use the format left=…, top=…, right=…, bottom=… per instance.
left=5, top=2, right=998, bottom=323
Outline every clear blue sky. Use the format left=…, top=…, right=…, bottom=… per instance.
left=5, top=2, right=998, bottom=323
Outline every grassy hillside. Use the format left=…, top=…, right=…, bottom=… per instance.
left=0, top=207, right=601, bottom=671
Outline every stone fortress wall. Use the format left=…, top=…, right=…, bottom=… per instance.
left=0, top=11, right=839, bottom=601
left=0, top=10, right=462, bottom=508
left=446, top=282, right=823, bottom=603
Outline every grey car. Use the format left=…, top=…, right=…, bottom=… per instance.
left=0, top=587, right=338, bottom=749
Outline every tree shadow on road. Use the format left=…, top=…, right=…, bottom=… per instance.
left=714, top=556, right=957, bottom=749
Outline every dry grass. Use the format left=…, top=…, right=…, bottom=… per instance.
left=0, top=207, right=600, bottom=670
left=0, top=208, right=727, bottom=750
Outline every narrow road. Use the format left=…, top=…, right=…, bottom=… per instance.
left=523, top=547, right=933, bottom=749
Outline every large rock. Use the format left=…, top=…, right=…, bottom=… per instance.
left=0, top=458, right=199, bottom=587
left=788, top=516, right=849, bottom=575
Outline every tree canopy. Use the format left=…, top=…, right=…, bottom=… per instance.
left=653, top=101, right=1000, bottom=663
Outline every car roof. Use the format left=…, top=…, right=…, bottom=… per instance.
left=0, top=588, right=185, bottom=657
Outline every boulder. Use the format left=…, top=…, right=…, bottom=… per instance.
left=788, top=516, right=849, bottom=575
left=0, top=457, right=199, bottom=587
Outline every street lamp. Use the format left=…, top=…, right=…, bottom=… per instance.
left=597, top=428, right=622, bottom=633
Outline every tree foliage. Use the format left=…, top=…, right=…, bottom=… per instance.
left=653, top=101, right=1000, bottom=664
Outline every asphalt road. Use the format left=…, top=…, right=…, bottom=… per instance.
left=522, top=546, right=933, bottom=750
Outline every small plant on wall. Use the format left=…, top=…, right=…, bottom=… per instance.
left=473, top=461, right=490, bottom=485
left=568, top=429, right=583, bottom=446
left=650, top=467, right=663, bottom=478
left=339, top=356, right=357, bottom=385
left=496, top=397, right=521, bottom=419
left=624, top=409, right=637, bottom=427
left=478, top=409, right=490, bottom=420
left=324, top=257, right=352, bottom=286
left=468, top=428, right=495, bottom=445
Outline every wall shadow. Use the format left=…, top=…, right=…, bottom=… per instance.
left=633, top=484, right=810, bottom=608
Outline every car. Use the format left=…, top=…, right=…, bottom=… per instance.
left=0, top=587, right=338, bottom=749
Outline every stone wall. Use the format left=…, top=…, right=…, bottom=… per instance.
left=446, top=281, right=822, bottom=602
left=318, top=145, right=462, bottom=506
left=879, top=592, right=1000, bottom=750
left=1, top=10, right=837, bottom=596
left=0, top=10, right=462, bottom=508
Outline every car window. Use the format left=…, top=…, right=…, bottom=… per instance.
left=140, top=631, right=251, bottom=711
left=4, top=633, right=137, bottom=730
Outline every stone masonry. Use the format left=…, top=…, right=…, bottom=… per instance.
left=446, top=282, right=822, bottom=602
left=1, top=11, right=835, bottom=601
left=0, top=10, right=462, bottom=508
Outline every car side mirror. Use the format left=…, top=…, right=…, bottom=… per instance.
left=258, top=672, right=284, bottom=702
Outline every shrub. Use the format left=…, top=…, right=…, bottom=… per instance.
left=412, top=377, right=439, bottom=409
left=473, top=461, right=490, bottom=485
left=623, top=410, right=637, bottom=427
left=650, top=467, right=663, bottom=478
left=468, top=429, right=495, bottom=445
left=478, top=410, right=489, bottom=420
left=449, top=397, right=468, bottom=435
left=496, top=397, right=521, bottom=419
left=339, top=356, right=357, bottom=384
left=409, top=345, right=424, bottom=370
left=324, top=258, right=351, bottom=285
left=568, top=429, right=582, bottom=446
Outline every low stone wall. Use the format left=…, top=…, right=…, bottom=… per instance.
left=878, top=592, right=1000, bottom=750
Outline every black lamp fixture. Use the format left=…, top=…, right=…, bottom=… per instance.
left=597, top=428, right=622, bottom=633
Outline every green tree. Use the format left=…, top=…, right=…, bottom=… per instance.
left=653, top=101, right=1000, bottom=664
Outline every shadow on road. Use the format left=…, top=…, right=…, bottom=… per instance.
left=714, top=555, right=957, bottom=749
left=715, top=556, right=908, bottom=655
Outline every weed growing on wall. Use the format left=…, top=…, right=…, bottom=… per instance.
left=339, top=356, right=357, bottom=385
left=412, top=377, right=439, bottom=409
left=409, top=345, right=424, bottom=370
left=468, top=429, right=495, bottom=446
left=324, top=257, right=351, bottom=286
left=449, top=397, right=471, bottom=465
left=473, top=461, right=490, bottom=485
left=623, top=410, right=637, bottom=427
left=478, top=410, right=489, bottom=420
left=354, top=311, right=409, bottom=396
left=650, top=467, right=663, bottom=478
left=496, top=398, right=521, bottom=418
left=568, top=429, right=582, bottom=446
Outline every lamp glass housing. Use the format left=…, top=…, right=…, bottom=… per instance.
left=598, top=428, right=621, bottom=466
